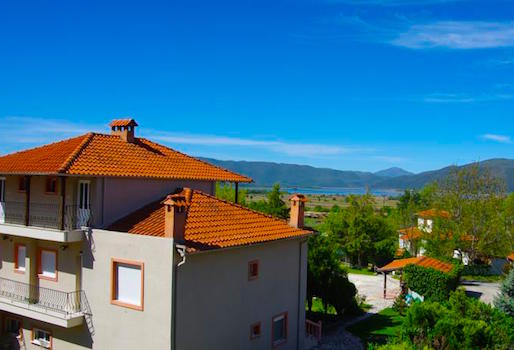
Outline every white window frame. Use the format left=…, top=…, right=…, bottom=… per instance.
left=31, top=327, right=51, bottom=349
left=39, top=249, right=57, bottom=281
left=111, top=258, right=144, bottom=311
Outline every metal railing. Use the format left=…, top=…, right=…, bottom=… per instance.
left=1, top=202, right=92, bottom=230
left=0, top=277, right=91, bottom=317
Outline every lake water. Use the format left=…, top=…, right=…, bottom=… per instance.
left=246, top=186, right=401, bottom=197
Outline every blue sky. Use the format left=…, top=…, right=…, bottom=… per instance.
left=0, top=0, right=513, bottom=173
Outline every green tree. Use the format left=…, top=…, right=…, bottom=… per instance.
left=494, top=268, right=514, bottom=317
left=215, top=182, right=247, bottom=205
left=307, top=233, right=357, bottom=316
left=321, top=194, right=396, bottom=267
left=247, top=183, right=289, bottom=219
left=432, top=163, right=512, bottom=262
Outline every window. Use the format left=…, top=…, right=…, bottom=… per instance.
left=38, top=249, right=57, bottom=281
left=248, top=260, right=259, bottom=280
left=250, top=322, right=261, bottom=339
left=45, top=177, right=57, bottom=194
left=272, top=312, right=287, bottom=347
left=18, top=177, right=27, bottom=192
left=0, top=178, right=5, bottom=202
left=111, top=258, right=144, bottom=311
left=14, top=244, right=26, bottom=273
left=32, top=328, right=52, bottom=349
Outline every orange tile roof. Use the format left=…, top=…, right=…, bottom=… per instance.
left=110, top=119, right=138, bottom=127
left=109, top=189, right=312, bottom=251
left=399, top=226, right=423, bottom=241
left=417, top=209, right=450, bottom=219
left=378, top=256, right=454, bottom=273
left=508, top=253, right=514, bottom=261
left=0, top=132, right=251, bottom=182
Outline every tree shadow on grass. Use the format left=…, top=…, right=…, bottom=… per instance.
left=347, top=309, right=404, bottom=346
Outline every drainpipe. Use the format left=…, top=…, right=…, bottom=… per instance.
left=171, top=243, right=187, bottom=350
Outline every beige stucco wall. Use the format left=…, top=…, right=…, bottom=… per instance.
left=81, top=229, right=174, bottom=349
left=175, top=238, right=308, bottom=350
left=99, top=178, right=214, bottom=227
left=0, top=236, right=81, bottom=293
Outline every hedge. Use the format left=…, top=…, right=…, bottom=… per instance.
left=403, top=263, right=461, bottom=302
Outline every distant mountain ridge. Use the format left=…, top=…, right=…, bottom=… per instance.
left=374, top=167, right=413, bottom=178
left=201, top=158, right=514, bottom=192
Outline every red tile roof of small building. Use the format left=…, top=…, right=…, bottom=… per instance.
left=417, top=209, right=450, bottom=219
left=508, top=252, right=514, bottom=261
left=108, top=189, right=312, bottom=251
left=0, top=132, right=251, bottom=182
left=378, top=256, right=454, bottom=273
left=399, top=227, right=423, bottom=241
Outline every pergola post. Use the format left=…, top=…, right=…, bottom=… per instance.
left=383, top=272, right=387, bottom=299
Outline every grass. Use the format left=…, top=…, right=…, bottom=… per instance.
left=347, top=267, right=377, bottom=276
left=347, top=307, right=404, bottom=346
left=308, top=297, right=337, bottom=315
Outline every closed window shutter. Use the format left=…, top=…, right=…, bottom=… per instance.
left=116, top=263, right=142, bottom=306
left=41, top=251, right=56, bottom=278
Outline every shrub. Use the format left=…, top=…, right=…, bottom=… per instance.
left=403, top=264, right=461, bottom=302
left=399, top=290, right=514, bottom=350
left=494, top=268, right=514, bottom=317
left=392, top=295, right=408, bottom=316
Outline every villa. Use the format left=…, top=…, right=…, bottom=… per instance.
left=0, top=119, right=313, bottom=349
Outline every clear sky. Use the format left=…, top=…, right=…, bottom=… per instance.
left=0, top=0, right=513, bottom=173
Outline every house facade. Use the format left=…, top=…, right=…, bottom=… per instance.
left=398, top=209, right=473, bottom=265
left=0, top=119, right=312, bottom=349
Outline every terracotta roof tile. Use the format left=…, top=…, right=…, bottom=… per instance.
left=417, top=209, right=450, bottom=219
left=378, top=256, right=453, bottom=273
left=0, top=134, right=91, bottom=174
left=110, top=119, right=138, bottom=127
left=508, top=252, right=514, bottom=261
left=399, top=226, right=423, bottom=241
left=0, top=132, right=251, bottom=182
left=109, top=189, right=312, bottom=251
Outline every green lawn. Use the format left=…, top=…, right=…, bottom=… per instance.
left=347, top=267, right=377, bottom=276
left=347, top=308, right=404, bottom=345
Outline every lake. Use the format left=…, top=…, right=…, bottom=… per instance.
left=246, top=186, right=401, bottom=197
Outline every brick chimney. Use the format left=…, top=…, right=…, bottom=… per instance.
left=289, top=194, right=307, bottom=229
left=162, top=189, right=192, bottom=242
left=110, top=119, right=138, bottom=143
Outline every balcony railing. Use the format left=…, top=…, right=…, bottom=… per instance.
left=0, top=277, right=91, bottom=318
left=1, top=202, right=92, bottom=231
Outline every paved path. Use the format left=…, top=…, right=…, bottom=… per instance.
left=311, top=273, right=399, bottom=350
left=460, top=280, right=501, bottom=304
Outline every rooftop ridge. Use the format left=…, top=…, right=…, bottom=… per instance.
left=139, top=138, right=252, bottom=183
left=186, top=189, right=311, bottom=233
left=58, top=132, right=95, bottom=173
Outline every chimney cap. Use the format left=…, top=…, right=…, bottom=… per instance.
left=110, top=119, right=138, bottom=128
left=162, top=188, right=193, bottom=207
left=289, top=194, right=308, bottom=202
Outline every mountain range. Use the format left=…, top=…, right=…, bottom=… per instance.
left=200, top=158, right=514, bottom=192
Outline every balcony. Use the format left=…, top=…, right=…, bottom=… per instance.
left=0, top=277, right=91, bottom=328
left=0, top=202, right=90, bottom=242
